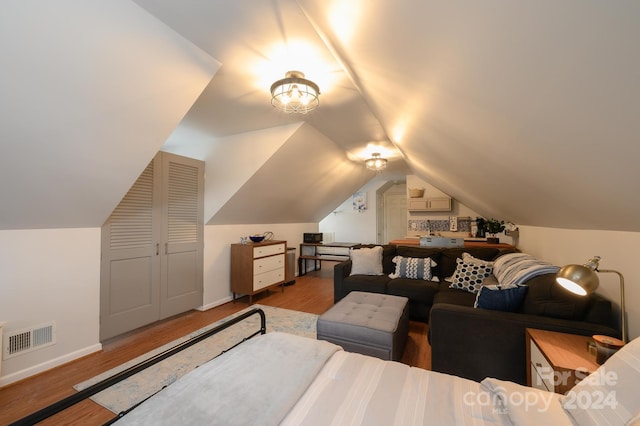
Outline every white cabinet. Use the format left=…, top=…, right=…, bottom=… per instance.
left=407, top=197, right=452, bottom=212
left=231, top=240, right=286, bottom=303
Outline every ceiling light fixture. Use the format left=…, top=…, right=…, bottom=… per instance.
left=365, top=153, right=387, bottom=171
left=270, top=71, right=320, bottom=114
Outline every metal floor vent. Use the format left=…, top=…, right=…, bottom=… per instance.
left=3, top=322, right=56, bottom=359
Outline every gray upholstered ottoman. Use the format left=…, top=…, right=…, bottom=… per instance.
left=317, top=291, right=409, bottom=361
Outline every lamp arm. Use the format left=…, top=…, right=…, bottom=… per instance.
left=598, top=269, right=627, bottom=343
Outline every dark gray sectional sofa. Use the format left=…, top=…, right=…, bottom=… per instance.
left=333, top=244, right=620, bottom=384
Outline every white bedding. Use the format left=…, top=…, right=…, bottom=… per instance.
left=114, top=332, right=575, bottom=425
left=282, top=350, right=508, bottom=425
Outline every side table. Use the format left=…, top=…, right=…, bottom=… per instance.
left=526, top=328, right=599, bottom=394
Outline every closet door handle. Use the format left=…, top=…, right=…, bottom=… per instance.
left=165, top=242, right=168, bottom=255
left=156, top=243, right=159, bottom=256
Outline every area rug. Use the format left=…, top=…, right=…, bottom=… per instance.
left=74, top=305, right=318, bottom=414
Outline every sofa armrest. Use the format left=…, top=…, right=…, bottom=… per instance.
left=429, top=303, right=619, bottom=385
left=333, top=260, right=352, bottom=303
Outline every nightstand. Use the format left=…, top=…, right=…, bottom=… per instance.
left=526, top=328, right=599, bottom=394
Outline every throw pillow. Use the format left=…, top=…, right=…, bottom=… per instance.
left=388, top=256, right=438, bottom=281
left=449, top=253, right=494, bottom=294
left=349, top=246, right=383, bottom=276
left=562, top=335, right=640, bottom=425
left=474, top=284, right=528, bottom=312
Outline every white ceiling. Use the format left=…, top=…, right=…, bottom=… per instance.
left=1, top=1, right=639, bottom=231
left=135, top=0, right=640, bottom=231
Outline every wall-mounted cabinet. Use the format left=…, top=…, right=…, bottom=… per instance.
left=406, top=175, right=453, bottom=212
left=408, top=197, right=452, bottom=212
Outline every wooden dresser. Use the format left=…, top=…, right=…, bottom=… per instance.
left=230, top=240, right=287, bottom=303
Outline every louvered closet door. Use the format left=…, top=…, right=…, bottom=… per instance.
left=100, top=152, right=204, bottom=340
left=159, top=154, right=204, bottom=318
left=100, top=160, right=162, bottom=341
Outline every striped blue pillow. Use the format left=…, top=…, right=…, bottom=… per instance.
left=389, top=256, right=437, bottom=280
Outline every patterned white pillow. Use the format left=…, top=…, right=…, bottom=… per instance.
left=389, top=256, right=438, bottom=281
left=449, top=253, right=494, bottom=294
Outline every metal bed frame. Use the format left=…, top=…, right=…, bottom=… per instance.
left=11, top=308, right=266, bottom=426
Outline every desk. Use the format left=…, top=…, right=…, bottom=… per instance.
left=298, top=242, right=358, bottom=276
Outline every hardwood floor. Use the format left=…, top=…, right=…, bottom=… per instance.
left=0, top=265, right=431, bottom=425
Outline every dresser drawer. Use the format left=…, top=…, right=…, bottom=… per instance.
left=253, top=268, right=284, bottom=291
left=254, top=254, right=284, bottom=275
left=530, top=340, right=554, bottom=391
left=253, top=243, right=285, bottom=258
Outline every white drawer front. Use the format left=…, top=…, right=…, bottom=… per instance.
left=254, top=254, right=284, bottom=275
left=254, top=243, right=285, bottom=258
left=530, top=341, right=554, bottom=391
left=531, top=364, right=551, bottom=391
left=253, top=268, right=284, bottom=290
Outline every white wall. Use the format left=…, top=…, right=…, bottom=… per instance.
left=518, top=226, right=640, bottom=340
left=319, top=179, right=382, bottom=244
left=201, top=223, right=318, bottom=309
left=0, top=228, right=101, bottom=386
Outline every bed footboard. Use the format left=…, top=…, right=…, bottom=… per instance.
left=11, top=308, right=266, bottom=426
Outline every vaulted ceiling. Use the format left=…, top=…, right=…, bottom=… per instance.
left=1, top=1, right=639, bottom=231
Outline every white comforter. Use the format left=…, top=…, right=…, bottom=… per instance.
left=116, top=332, right=570, bottom=425
left=282, top=350, right=507, bottom=425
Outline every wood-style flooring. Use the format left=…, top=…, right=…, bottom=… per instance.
left=0, top=265, right=430, bottom=425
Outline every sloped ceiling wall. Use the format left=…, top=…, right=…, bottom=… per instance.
left=0, top=1, right=219, bottom=230
left=209, top=123, right=373, bottom=224
left=299, top=0, right=640, bottom=231
left=2, top=1, right=639, bottom=232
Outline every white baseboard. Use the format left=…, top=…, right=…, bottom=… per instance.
left=198, top=296, right=233, bottom=312
left=0, top=343, right=102, bottom=388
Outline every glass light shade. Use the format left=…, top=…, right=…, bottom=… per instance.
left=365, top=153, right=387, bottom=171
left=270, top=71, right=320, bottom=114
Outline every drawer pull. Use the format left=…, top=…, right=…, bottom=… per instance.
left=535, top=363, right=542, bottom=368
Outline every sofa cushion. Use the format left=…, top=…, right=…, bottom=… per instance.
left=387, top=278, right=440, bottom=303
left=520, top=274, right=591, bottom=320
left=449, top=255, right=494, bottom=294
left=389, top=255, right=437, bottom=280
left=433, top=286, right=477, bottom=307
left=342, top=274, right=389, bottom=295
left=583, top=294, right=614, bottom=327
left=349, top=246, right=383, bottom=275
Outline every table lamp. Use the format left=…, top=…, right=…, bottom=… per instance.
left=555, top=256, right=627, bottom=343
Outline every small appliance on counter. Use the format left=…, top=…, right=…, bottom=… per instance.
left=420, top=236, right=464, bottom=248
left=303, top=232, right=323, bottom=243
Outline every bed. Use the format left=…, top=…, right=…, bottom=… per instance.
left=13, top=308, right=640, bottom=425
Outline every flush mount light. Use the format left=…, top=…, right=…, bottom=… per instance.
left=365, top=153, right=387, bottom=171
left=270, top=71, right=320, bottom=114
